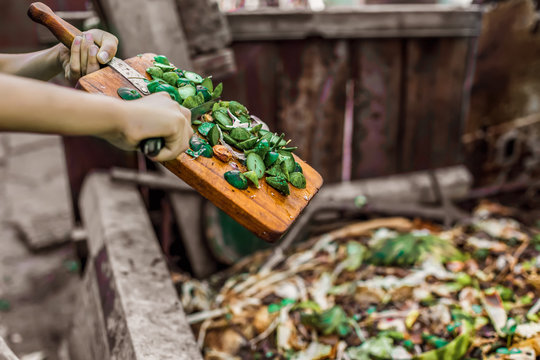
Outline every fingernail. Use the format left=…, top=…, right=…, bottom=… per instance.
left=98, top=51, right=109, bottom=63
left=85, top=33, right=93, bottom=42
left=73, top=36, right=82, bottom=45
left=89, top=45, right=98, bottom=56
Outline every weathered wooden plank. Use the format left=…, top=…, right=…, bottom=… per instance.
left=400, top=37, right=470, bottom=172
left=72, top=172, right=202, bottom=360
left=226, top=6, right=482, bottom=41
left=351, top=39, right=402, bottom=179
left=276, top=39, right=349, bottom=183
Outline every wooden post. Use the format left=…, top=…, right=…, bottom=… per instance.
left=68, top=172, right=202, bottom=360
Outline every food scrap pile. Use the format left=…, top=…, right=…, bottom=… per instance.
left=118, top=55, right=305, bottom=196
left=173, top=202, right=540, bottom=359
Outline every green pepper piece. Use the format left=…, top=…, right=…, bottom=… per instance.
left=207, top=124, right=221, bottom=147
left=238, top=114, right=251, bottom=124
left=294, top=162, right=303, bottom=174
left=149, top=83, right=181, bottom=103
left=250, top=124, right=263, bottom=135
left=177, top=77, right=191, bottom=87
left=154, top=55, right=170, bottom=65
left=117, top=87, right=142, bottom=100
left=264, top=151, right=279, bottom=168
left=146, top=79, right=164, bottom=93
left=230, top=127, right=251, bottom=142
left=146, top=66, right=163, bottom=79
left=281, top=162, right=290, bottom=181
left=266, top=176, right=290, bottom=195
left=189, top=135, right=208, bottom=152
left=237, top=137, right=258, bottom=150
left=243, top=170, right=260, bottom=188
left=196, top=92, right=205, bottom=104
left=282, top=156, right=295, bottom=173
left=185, top=148, right=199, bottom=158
left=222, top=133, right=239, bottom=147
left=199, top=144, right=213, bottom=158
left=196, top=85, right=212, bottom=101
left=224, top=170, right=248, bottom=190
left=192, top=120, right=202, bottom=125
left=182, top=95, right=203, bottom=109
left=178, top=84, right=197, bottom=100
left=212, top=83, right=223, bottom=99
left=266, top=163, right=284, bottom=178
left=163, top=71, right=180, bottom=87
left=201, top=77, right=213, bottom=92
left=154, top=63, right=175, bottom=72
left=213, top=109, right=232, bottom=127
left=253, top=139, right=270, bottom=158
left=281, top=146, right=298, bottom=152
left=183, top=71, right=203, bottom=84
left=289, top=172, right=306, bottom=189
left=198, top=122, right=215, bottom=137
left=229, top=101, right=249, bottom=116
left=246, top=153, right=265, bottom=179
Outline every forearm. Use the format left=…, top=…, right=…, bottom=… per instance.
left=0, top=73, right=125, bottom=136
left=0, top=44, right=64, bottom=81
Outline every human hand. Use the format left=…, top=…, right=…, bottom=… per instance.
left=57, top=29, right=118, bottom=84
left=102, top=93, right=193, bottom=161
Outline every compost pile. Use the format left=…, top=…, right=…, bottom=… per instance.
left=118, top=55, right=306, bottom=196
left=173, top=201, right=540, bottom=360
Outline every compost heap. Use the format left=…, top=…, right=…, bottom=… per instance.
left=173, top=201, right=540, bottom=360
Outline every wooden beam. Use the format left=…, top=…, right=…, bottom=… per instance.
left=69, top=172, right=202, bottom=360
left=226, top=5, right=482, bottom=41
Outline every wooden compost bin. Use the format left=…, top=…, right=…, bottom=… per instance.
left=222, top=5, right=483, bottom=184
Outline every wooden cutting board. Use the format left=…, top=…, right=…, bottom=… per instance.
left=29, top=2, right=323, bottom=242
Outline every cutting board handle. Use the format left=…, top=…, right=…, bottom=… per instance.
left=28, top=2, right=83, bottom=49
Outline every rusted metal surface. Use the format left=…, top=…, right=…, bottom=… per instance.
left=69, top=172, right=202, bottom=360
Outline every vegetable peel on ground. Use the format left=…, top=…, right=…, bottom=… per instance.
left=172, top=201, right=540, bottom=359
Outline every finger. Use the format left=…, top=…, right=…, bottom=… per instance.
left=89, top=29, right=118, bottom=64
left=149, top=147, right=177, bottom=162
left=87, top=45, right=100, bottom=74
left=80, top=32, right=93, bottom=76
left=178, top=105, right=191, bottom=121
left=69, top=36, right=83, bottom=81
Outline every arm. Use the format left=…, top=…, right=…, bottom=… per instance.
left=0, top=73, right=193, bottom=161
left=0, top=29, right=117, bottom=83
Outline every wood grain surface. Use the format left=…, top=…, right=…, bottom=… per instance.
left=78, top=53, right=323, bottom=242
